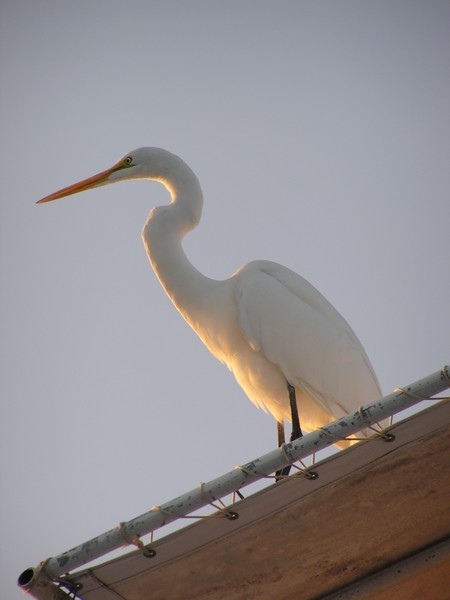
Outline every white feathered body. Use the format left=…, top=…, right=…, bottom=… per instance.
left=40, top=146, right=382, bottom=442
left=142, top=162, right=382, bottom=438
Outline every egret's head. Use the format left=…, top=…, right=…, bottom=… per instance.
left=37, top=147, right=182, bottom=204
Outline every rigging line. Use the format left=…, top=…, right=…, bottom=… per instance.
left=86, top=570, right=128, bottom=600
left=151, top=501, right=239, bottom=521
left=117, top=522, right=156, bottom=558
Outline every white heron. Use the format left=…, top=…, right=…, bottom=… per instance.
left=38, top=147, right=382, bottom=452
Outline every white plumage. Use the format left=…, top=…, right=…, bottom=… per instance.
left=38, top=147, right=382, bottom=445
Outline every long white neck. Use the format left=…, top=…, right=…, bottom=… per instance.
left=141, top=159, right=217, bottom=329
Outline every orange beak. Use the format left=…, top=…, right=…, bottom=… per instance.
left=37, top=165, right=118, bottom=204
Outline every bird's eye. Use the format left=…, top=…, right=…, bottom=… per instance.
left=124, top=156, right=133, bottom=166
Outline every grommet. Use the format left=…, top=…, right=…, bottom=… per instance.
left=226, top=511, right=239, bottom=520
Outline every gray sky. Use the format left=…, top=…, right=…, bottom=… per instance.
left=1, top=1, right=449, bottom=596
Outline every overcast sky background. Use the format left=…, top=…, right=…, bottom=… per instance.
left=1, top=1, right=449, bottom=597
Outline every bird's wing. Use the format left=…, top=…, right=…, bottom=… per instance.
left=235, top=261, right=381, bottom=417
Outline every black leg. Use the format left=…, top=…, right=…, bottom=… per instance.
left=278, top=383, right=303, bottom=479
left=288, top=382, right=303, bottom=441
left=277, top=420, right=285, bottom=447
left=275, top=420, right=285, bottom=480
